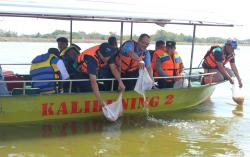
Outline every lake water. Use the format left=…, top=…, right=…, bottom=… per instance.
left=0, top=42, right=249, bottom=156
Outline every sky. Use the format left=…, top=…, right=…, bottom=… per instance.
left=0, top=0, right=249, bottom=40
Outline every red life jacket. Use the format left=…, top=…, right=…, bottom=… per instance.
left=203, top=46, right=235, bottom=68
left=77, top=45, right=107, bottom=73
left=152, top=49, right=182, bottom=77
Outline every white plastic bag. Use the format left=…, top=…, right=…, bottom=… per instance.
left=102, top=93, right=123, bottom=122
left=134, top=68, right=153, bottom=114
left=232, top=82, right=244, bottom=105
left=134, top=68, right=154, bottom=95
left=173, top=78, right=189, bottom=88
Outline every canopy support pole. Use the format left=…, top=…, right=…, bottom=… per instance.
left=188, top=24, right=196, bottom=87
left=118, top=21, right=124, bottom=74
left=70, top=19, right=73, bottom=45
left=120, top=22, right=124, bottom=46
left=130, top=22, right=133, bottom=40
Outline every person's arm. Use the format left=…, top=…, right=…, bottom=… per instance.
left=85, top=56, right=104, bottom=106
left=144, top=50, right=154, bottom=81
left=214, top=48, right=234, bottom=84
left=230, top=62, right=242, bottom=88
left=155, top=57, right=172, bottom=83
left=109, top=63, right=125, bottom=91
left=216, top=62, right=234, bottom=84
left=122, top=41, right=145, bottom=69
left=56, top=59, right=69, bottom=80
left=179, top=57, right=184, bottom=74
left=89, top=74, right=104, bottom=107
left=156, top=57, right=168, bottom=77
left=127, top=51, right=140, bottom=61
left=146, top=65, right=154, bottom=81
left=127, top=51, right=145, bottom=69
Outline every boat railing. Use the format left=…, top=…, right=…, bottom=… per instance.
left=0, top=72, right=217, bottom=96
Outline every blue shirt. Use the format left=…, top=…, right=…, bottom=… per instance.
left=120, top=41, right=151, bottom=67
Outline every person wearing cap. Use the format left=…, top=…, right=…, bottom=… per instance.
left=77, top=43, right=125, bottom=107
left=99, top=36, right=118, bottom=80
left=56, top=37, right=83, bottom=92
left=57, top=37, right=69, bottom=52
left=30, top=48, right=69, bottom=94
left=152, top=40, right=184, bottom=88
left=99, top=36, right=119, bottom=91
left=202, top=38, right=242, bottom=88
left=115, top=33, right=154, bottom=90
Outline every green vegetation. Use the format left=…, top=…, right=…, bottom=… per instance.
left=0, top=29, right=18, bottom=37
left=0, top=29, right=249, bottom=44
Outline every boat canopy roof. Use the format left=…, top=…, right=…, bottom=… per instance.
left=0, top=0, right=234, bottom=27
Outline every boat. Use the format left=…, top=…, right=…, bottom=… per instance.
left=0, top=75, right=216, bottom=123
left=0, top=1, right=234, bottom=124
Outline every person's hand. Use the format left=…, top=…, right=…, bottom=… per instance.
left=138, top=60, right=145, bottom=69
left=152, top=81, right=158, bottom=89
left=97, top=98, right=104, bottom=107
left=118, top=81, right=126, bottom=92
left=238, top=79, right=243, bottom=88
left=229, top=77, right=234, bottom=85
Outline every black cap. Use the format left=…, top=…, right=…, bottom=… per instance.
left=99, top=42, right=114, bottom=57
left=56, top=37, right=68, bottom=43
left=48, top=48, right=60, bottom=56
left=166, top=41, right=176, bottom=48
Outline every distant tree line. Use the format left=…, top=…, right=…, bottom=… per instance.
left=0, top=29, right=18, bottom=37
left=1, top=29, right=250, bottom=44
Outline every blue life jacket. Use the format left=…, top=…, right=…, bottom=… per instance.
left=30, top=53, right=61, bottom=94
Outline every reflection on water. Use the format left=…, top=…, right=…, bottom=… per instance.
left=232, top=105, right=243, bottom=117
left=0, top=100, right=248, bottom=156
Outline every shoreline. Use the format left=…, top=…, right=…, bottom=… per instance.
left=0, top=37, right=106, bottom=43
left=1, top=37, right=250, bottom=46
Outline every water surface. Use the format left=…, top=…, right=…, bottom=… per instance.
left=0, top=42, right=249, bottom=156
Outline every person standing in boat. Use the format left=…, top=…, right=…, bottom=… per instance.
left=115, top=33, right=154, bottom=90
left=77, top=42, right=125, bottom=107
left=30, top=48, right=69, bottom=94
left=202, top=38, right=243, bottom=88
left=56, top=37, right=83, bottom=92
left=0, top=65, right=9, bottom=95
left=151, top=40, right=184, bottom=88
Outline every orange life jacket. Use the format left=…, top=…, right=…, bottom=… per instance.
left=115, top=40, right=145, bottom=73
left=152, top=49, right=182, bottom=77
left=77, top=45, right=106, bottom=73
left=203, top=46, right=235, bottom=68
